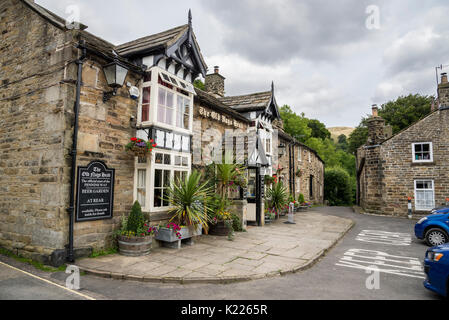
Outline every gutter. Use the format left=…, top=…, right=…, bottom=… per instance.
left=67, top=40, right=86, bottom=263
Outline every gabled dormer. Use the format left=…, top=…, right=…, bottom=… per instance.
left=116, top=10, right=207, bottom=82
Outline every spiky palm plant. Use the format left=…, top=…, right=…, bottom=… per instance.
left=165, top=170, right=214, bottom=231
left=266, top=181, right=288, bottom=216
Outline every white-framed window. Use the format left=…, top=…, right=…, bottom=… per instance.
left=136, top=169, right=146, bottom=207
left=134, top=150, right=191, bottom=212
left=296, top=177, right=300, bottom=193
left=138, top=67, right=193, bottom=132
left=265, top=138, right=271, bottom=155
left=298, top=147, right=302, bottom=162
left=308, top=151, right=311, bottom=163
left=414, top=180, right=435, bottom=211
left=412, top=142, right=433, bottom=163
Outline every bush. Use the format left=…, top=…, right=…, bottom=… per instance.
left=298, top=193, right=305, bottom=204
left=127, top=201, right=145, bottom=234
left=324, top=167, right=353, bottom=206
left=231, top=213, right=243, bottom=232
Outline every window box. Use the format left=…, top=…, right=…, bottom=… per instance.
left=155, top=225, right=202, bottom=249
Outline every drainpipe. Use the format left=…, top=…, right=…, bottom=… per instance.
left=67, top=40, right=86, bottom=263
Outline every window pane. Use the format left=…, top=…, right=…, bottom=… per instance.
left=154, top=188, right=162, bottom=207
left=158, top=105, right=165, bottom=122
left=173, top=134, right=181, bottom=151
left=163, top=189, right=170, bottom=207
left=166, top=106, right=173, bottom=125
left=155, top=130, right=165, bottom=147
left=175, top=156, right=181, bottom=166
left=182, top=171, right=187, bottom=181
left=166, top=92, right=173, bottom=107
left=174, top=171, right=181, bottom=183
left=415, top=144, right=422, bottom=152
left=155, top=153, right=163, bottom=164
left=423, top=144, right=430, bottom=152
left=164, top=154, right=171, bottom=165
left=165, top=132, right=173, bottom=149
left=142, top=87, right=151, bottom=104
left=182, top=156, right=188, bottom=167
left=142, top=104, right=149, bottom=122
left=158, top=88, right=166, bottom=105
left=163, top=170, right=171, bottom=187
left=144, top=72, right=151, bottom=82
left=182, top=136, right=190, bottom=152
left=154, top=169, right=162, bottom=187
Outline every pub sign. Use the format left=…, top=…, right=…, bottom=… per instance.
left=76, top=161, right=115, bottom=222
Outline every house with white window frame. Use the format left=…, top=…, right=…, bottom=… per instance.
left=356, top=73, right=449, bottom=216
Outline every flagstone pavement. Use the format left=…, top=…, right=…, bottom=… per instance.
left=76, top=209, right=354, bottom=284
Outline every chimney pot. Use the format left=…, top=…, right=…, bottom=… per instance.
left=441, top=72, right=448, bottom=84
left=372, top=104, right=378, bottom=117
left=214, top=66, right=219, bottom=74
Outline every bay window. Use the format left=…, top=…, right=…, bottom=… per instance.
left=158, top=87, right=174, bottom=125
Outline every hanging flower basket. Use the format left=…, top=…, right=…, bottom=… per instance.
left=296, top=169, right=302, bottom=177
left=125, top=137, right=156, bottom=158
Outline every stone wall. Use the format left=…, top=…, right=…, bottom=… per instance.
left=358, top=109, right=449, bottom=216
left=276, top=135, right=324, bottom=204
left=72, top=52, right=139, bottom=251
left=0, top=0, right=78, bottom=262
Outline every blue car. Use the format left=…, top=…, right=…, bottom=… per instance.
left=415, top=207, right=449, bottom=247
left=424, top=244, right=449, bottom=298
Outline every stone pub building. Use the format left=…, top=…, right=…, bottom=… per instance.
left=0, top=0, right=323, bottom=265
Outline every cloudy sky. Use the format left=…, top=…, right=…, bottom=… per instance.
left=37, top=0, right=449, bottom=128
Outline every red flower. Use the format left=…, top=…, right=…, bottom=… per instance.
left=131, top=137, right=137, bottom=142
left=152, top=144, right=157, bottom=147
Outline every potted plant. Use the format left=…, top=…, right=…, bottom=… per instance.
left=116, top=201, right=158, bottom=256
left=208, top=195, right=233, bottom=236
left=266, top=181, right=288, bottom=219
left=125, top=137, right=156, bottom=158
left=295, top=168, right=302, bottom=177
left=155, top=171, right=213, bottom=248
left=297, top=193, right=308, bottom=211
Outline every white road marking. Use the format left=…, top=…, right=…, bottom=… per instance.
left=356, top=230, right=412, bottom=246
left=0, top=261, right=95, bottom=300
left=336, top=249, right=425, bottom=279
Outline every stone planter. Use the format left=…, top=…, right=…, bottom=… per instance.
left=155, top=225, right=202, bottom=249
left=209, top=220, right=232, bottom=236
left=117, top=235, right=152, bottom=257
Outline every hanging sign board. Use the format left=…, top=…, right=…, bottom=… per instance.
left=76, top=161, right=115, bottom=222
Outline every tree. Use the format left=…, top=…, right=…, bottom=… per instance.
left=379, top=94, right=433, bottom=134
left=308, top=119, right=331, bottom=140
left=193, top=79, right=205, bottom=90
left=324, top=167, right=353, bottom=206
left=336, top=134, right=348, bottom=152
left=347, top=119, right=369, bottom=155
left=280, top=105, right=312, bottom=143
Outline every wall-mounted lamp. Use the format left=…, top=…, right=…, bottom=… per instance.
left=278, top=143, right=286, bottom=157
left=103, top=60, right=129, bottom=103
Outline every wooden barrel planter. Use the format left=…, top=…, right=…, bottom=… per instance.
left=209, top=221, right=232, bottom=236
left=117, top=235, right=152, bottom=257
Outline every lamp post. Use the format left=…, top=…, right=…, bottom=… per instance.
left=103, top=60, right=129, bottom=102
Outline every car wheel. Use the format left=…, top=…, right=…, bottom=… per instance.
left=425, top=228, right=449, bottom=247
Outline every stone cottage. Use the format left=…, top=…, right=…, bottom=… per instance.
left=356, top=73, right=449, bottom=216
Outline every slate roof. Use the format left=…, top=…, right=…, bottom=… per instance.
left=194, top=88, right=250, bottom=124
left=116, top=24, right=207, bottom=72
left=116, top=25, right=189, bottom=56
left=20, top=0, right=87, bottom=30
left=219, top=91, right=273, bottom=112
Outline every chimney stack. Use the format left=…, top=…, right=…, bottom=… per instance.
left=371, top=104, right=379, bottom=117
left=438, top=72, right=449, bottom=108
left=205, top=66, right=225, bottom=98
left=367, top=104, right=385, bottom=145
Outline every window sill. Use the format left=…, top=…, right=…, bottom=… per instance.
left=411, top=161, right=435, bottom=166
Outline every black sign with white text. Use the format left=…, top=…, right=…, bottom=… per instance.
left=76, top=161, right=115, bottom=222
